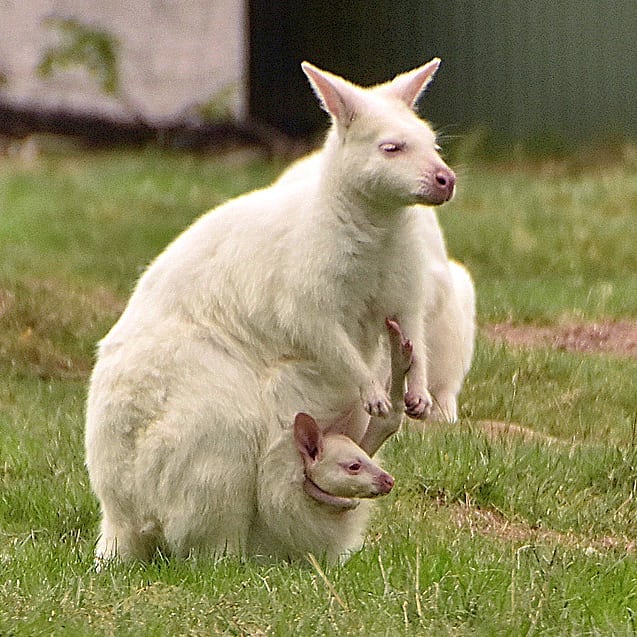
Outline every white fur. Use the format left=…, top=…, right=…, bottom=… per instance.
left=277, top=155, right=476, bottom=426
left=423, top=258, right=476, bottom=423
left=251, top=434, right=375, bottom=563
left=85, top=59, right=475, bottom=562
left=250, top=412, right=393, bottom=562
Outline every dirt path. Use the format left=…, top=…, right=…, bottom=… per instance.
left=448, top=500, right=636, bottom=554
left=484, top=320, right=637, bottom=358
left=434, top=320, right=637, bottom=554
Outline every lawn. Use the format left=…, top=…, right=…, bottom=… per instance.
left=1, top=142, right=637, bottom=635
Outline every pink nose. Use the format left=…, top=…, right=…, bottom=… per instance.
left=376, top=472, right=394, bottom=494
left=434, top=167, right=456, bottom=200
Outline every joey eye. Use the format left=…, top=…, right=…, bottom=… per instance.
left=379, top=142, right=405, bottom=154
left=434, top=143, right=442, bottom=152
left=347, top=462, right=362, bottom=473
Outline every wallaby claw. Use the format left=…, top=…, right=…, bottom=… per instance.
left=404, top=390, right=433, bottom=420
left=364, top=397, right=392, bottom=418
left=362, top=386, right=392, bottom=417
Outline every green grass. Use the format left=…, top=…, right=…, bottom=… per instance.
left=445, top=153, right=637, bottom=322
left=1, top=144, right=637, bottom=635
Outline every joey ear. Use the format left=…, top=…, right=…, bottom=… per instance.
left=386, top=58, right=441, bottom=108
left=293, top=412, right=324, bottom=465
left=301, top=61, right=359, bottom=126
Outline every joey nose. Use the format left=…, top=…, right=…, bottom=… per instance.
left=377, top=472, right=394, bottom=494
left=434, top=168, right=456, bottom=200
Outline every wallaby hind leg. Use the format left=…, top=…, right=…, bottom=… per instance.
left=95, top=514, right=157, bottom=563
left=359, top=319, right=413, bottom=456
left=425, top=261, right=476, bottom=424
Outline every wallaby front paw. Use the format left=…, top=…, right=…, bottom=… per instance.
left=404, top=388, right=433, bottom=420
left=362, top=384, right=392, bottom=417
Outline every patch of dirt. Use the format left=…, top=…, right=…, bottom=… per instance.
left=449, top=502, right=636, bottom=555
left=0, top=279, right=124, bottom=380
left=473, top=420, right=564, bottom=445
left=484, top=320, right=637, bottom=358
left=431, top=417, right=632, bottom=553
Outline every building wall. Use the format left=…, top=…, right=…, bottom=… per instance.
left=419, top=0, right=637, bottom=141
left=248, top=0, right=637, bottom=142
left=2, top=1, right=635, bottom=142
left=0, top=0, right=245, bottom=124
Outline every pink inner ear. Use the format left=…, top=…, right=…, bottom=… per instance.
left=301, top=62, right=357, bottom=124
left=390, top=58, right=441, bottom=107
left=293, top=412, right=323, bottom=462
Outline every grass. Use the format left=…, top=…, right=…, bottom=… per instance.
left=1, top=142, right=637, bottom=635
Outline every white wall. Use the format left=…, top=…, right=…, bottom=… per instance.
left=0, top=0, right=246, bottom=123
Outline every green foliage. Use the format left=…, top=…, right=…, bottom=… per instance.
left=195, top=83, right=240, bottom=122
left=38, top=17, right=121, bottom=96
left=1, top=147, right=636, bottom=635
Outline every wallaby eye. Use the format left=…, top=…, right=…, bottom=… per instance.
left=434, top=143, right=442, bottom=152
left=347, top=462, right=362, bottom=473
left=379, top=141, right=405, bottom=154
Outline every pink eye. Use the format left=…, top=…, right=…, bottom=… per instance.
left=379, top=142, right=405, bottom=154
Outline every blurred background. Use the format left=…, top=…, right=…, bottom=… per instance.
left=1, top=0, right=635, bottom=151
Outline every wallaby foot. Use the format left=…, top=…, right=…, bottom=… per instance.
left=385, top=319, right=413, bottom=375
left=95, top=517, right=155, bottom=563
left=387, top=319, right=434, bottom=421
left=429, top=390, right=459, bottom=423
left=384, top=320, right=433, bottom=420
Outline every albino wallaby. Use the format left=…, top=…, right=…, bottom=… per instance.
left=86, top=59, right=468, bottom=561
left=252, top=318, right=413, bottom=563
left=91, top=318, right=409, bottom=563
left=250, top=412, right=394, bottom=563
left=92, top=408, right=394, bottom=563
left=276, top=154, right=476, bottom=427
left=295, top=412, right=394, bottom=506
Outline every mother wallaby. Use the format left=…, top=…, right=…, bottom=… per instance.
left=86, top=59, right=466, bottom=561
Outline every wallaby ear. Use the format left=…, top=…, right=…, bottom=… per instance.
left=301, top=61, right=359, bottom=126
left=294, top=412, right=324, bottom=465
left=385, top=58, right=441, bottom=108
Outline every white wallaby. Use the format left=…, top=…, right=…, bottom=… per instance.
left=86, top=59, right=473, bottom=561
left=276, top=152, right=476, bottom=427
left=90, top=320, right=408, bottom=563
left=253, top=319, right=413, bottom=562
left=251, top=411, right=394, bottom=562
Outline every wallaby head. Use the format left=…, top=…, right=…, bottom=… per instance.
left=302, top=59, right=455, bottom=209
left=293, top=412, right=394, bottom=510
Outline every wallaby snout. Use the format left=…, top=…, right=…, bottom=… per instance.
left=422, top=163, right=456, bottom=205
left=434, top=166, right=456, bottom=202
left=375, top=471, right=394, bottom=494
